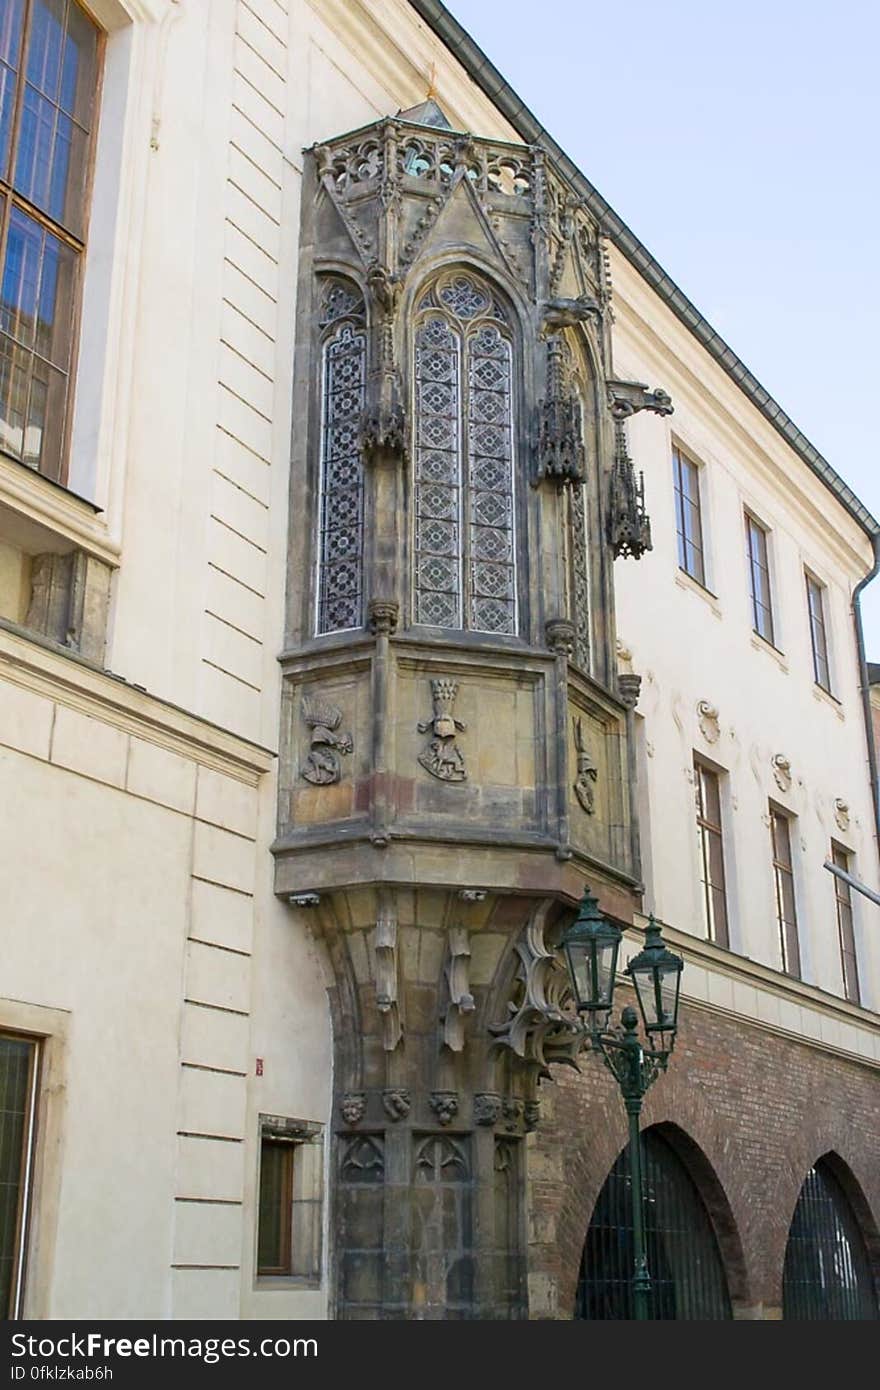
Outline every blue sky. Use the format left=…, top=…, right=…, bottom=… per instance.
left=448, top=0, right=880, bottom=654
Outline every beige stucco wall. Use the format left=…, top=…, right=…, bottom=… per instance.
left=610, top=249, right=880, bottom=1011
left=1, top=0, right=877, bottom=1323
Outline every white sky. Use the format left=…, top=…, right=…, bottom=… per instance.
left=447, top=0, right=880, bottom=654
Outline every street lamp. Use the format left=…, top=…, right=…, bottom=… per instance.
left=561, top=888, right=684, bottom=1320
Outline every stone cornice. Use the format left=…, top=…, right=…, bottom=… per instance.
left=0, top=622, right=275, bottom=784
left=630, top=914, right=880, bottom=1069
left=0, top=457, right=120, bottom=566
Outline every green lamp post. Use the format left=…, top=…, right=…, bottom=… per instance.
left=561, top=889, right=684, bottom=1320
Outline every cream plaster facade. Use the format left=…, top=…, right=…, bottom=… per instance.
left=1, top=0, right=877, bottom=1321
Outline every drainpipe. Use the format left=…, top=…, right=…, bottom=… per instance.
left=852, top=532, right=880, bottom=863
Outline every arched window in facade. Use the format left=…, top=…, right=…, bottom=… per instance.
left=782, top=1159, right=878, bottom=1320
left=575, top=1127, right=732, bottom=1320
left=412, top=271, right=518, bottom=635
left=315, top=278, right=367, bottom=635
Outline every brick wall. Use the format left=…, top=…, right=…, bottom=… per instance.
left=527, top=988, right=880, bottom=1319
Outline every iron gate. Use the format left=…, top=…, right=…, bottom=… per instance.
left=782, top=1160, right=878, bottom=1320
left=575, top=1127, right=732, bottom=1320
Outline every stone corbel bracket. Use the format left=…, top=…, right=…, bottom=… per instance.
left=373, top=895, right=402, bottom=1051
left=360, top=402, right=407, bottom=466
left=490, top=901, right=582, bottom=1076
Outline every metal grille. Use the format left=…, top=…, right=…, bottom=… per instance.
left=316, top=284, right=366, bottom=634
left=782, top=1161, right=878, bottom=1320
left=575, top=1129, right=732, bottom=1320
left=413, top=272, right=516, bottom=635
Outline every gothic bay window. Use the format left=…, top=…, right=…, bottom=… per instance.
left=413, top=271, right=517, bottom=635
left=0, top=0, right=99, bottom=484
left=315, top=278, right=367, bottom=635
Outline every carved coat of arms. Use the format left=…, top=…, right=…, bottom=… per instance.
left=418, top=678, right=467, bottom=782
left=301, top=694, right=352, bottom=785
left=573, top=716, right=598, bottom=815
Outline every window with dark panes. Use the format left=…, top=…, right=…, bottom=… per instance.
left=745, top=512, right=774, bottom=644
left=831, top=844, right=860, bottom=1005
left=0, top=0, right=99, bottom=484
left=694, top=759, right=729, bottom=948
left=673, top=446, right=705, bottom=585
left=256, top=1119, right=323, bottom=1280
left=770, top=806, right=800, bottom=977
left=1, top=1032, right=39, bottom=1320
left=806, top=572, right=831, bottom=692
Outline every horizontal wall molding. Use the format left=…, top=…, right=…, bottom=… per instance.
left=0, top=623, right=275, bottom=785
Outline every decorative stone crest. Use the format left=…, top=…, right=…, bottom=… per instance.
left=302, top=694, right=352, bottom=785
left=474, top=1093, right=502, bottom=1126
left=697, top=700, right=721, bottom=744
left=834, top=798, right=851, bottom=832
left=429, top=1091, right=459, bottom=1126
left=418, top=678, right=467, bottom=781
left=382, top=1087, right=411, bottom=1121
left=340, top=1092, right=366, bottom=1126
left=572, top=716, right=598, bottom=816
left=772, top=753, right=793, bottom=793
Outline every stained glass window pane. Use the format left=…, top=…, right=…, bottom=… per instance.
left=316, top=283, right=366, bottom=635
left=413, top=271, right=517, bottom=635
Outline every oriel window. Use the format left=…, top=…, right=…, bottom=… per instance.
left=770, top=806, right=800, bottom=977
left=0, top=0, right=100, bottom=484
left=806, top=572, right=831, bottom=693
left=673, top=446, right=705, bottom=586
left=831, top=844, right=860, bottom=1005
left=745, top=512, right=774, bottom=645
left=694, top=759, right=729, bottom=948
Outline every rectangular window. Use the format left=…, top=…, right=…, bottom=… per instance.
left=770, top=807, right=800, bottom=977
left=746, top=513, right=774, bottom=644
left=694, top=759, right=729, bottom=947
left=831, top=844, right=860, bottom=1004
left=673, top=446, right=705, bottom=585
left=257, top=1118, right=322, bottom=1281
left=806, top=572, right=831, bottom=692
left=0, top=0, right=100, bottom=484
left=1, top=1031, right=39, bottom=1318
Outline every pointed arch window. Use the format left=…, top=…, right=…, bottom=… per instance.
left=575, top=1128, right=732, bottom=1320
left=413, top=271, right=517, bottom=635
left=783, top=1159, right=878, bottom=1319
left=315, top=278, right=367, bottom=635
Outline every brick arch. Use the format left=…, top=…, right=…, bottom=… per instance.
left=774, top=1148, right=880, bottom=1312
left=544, top=1060, right=754, bottom=1318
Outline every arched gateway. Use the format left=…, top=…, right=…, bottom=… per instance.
left=575, top=1126, right=732, bottom=1320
